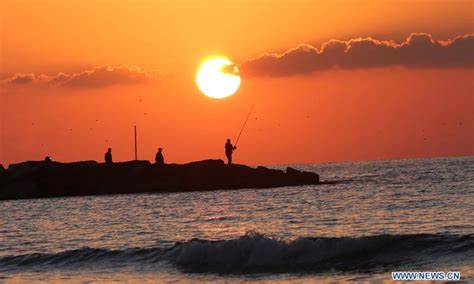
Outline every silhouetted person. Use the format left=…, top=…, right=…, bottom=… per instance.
left=105, top=148, right=113, bottom=164
left=44, top=156, right=52, bottom=163
left=225, top=138, right=237, bottom=165
left=155, top=148, right=164, bottom=165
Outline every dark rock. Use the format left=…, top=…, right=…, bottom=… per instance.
left=0, top=159, right=320, bottom=200
left=287, top=167, right=320, bottom=183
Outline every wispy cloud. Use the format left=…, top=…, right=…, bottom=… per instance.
left=1, top=65, right=155, bottom=88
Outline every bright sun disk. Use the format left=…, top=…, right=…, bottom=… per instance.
left=196, top=57, right=241, bottom=99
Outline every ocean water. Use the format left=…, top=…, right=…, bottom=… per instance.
left=0, top=157, right=473, bottom=283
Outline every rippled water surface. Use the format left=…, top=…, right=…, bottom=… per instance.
left=1, top=157, right=473, bottom=282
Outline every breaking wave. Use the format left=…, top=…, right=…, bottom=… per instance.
left=1, top=232, right=473, bottom=273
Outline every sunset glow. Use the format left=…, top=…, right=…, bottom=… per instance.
left=1, top=1, right=473, bottom=282
left=0, top=0, right=473, bottom=165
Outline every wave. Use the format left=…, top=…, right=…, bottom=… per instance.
left=1, top=232, right=473, bottom=273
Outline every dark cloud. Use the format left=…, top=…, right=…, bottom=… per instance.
left=5, top=74, right=36, bottom=85
left=1, top=65, right=154, bottom=88
left=241, top=33, right=474, bottom=77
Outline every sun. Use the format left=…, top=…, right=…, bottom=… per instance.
left=196, top=57, right=241, bottom=99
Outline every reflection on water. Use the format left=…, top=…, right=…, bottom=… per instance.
left=0, top=157, right=473, bottom=282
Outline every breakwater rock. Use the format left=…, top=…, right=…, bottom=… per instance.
left=0, top=159, right=320, bottom=200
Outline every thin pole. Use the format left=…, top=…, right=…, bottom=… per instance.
left=235, top=104, right=254, bottom=147
left=134, top=125, right=138, bottom=160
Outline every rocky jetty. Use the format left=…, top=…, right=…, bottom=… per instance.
left=0, top=159, right=320, bottom=200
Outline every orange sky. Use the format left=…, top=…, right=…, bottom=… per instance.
left=1, top=0, right=473, bottom=165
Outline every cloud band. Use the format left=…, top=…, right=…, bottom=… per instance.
left=241, top=33, right=474, bottom=77
left=1, top=65, right=154, bottom=88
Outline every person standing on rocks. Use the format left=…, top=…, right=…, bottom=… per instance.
left=155, top=148, right=164, bottom=165
left=105, top=148, right=113, bottom=164
left=225, top=139, right=237, bottom=165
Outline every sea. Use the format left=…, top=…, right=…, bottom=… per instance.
left=0, top=157, right=473, bottom=283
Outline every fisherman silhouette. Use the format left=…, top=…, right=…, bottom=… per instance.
left=155, top=148, right=164, bottom=165
left=225, top=138, right=237, bottom=165
left=104, top=148, right=113, bottom=163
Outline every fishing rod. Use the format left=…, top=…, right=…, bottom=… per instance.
left=235, top=104, right=255, bottom=147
